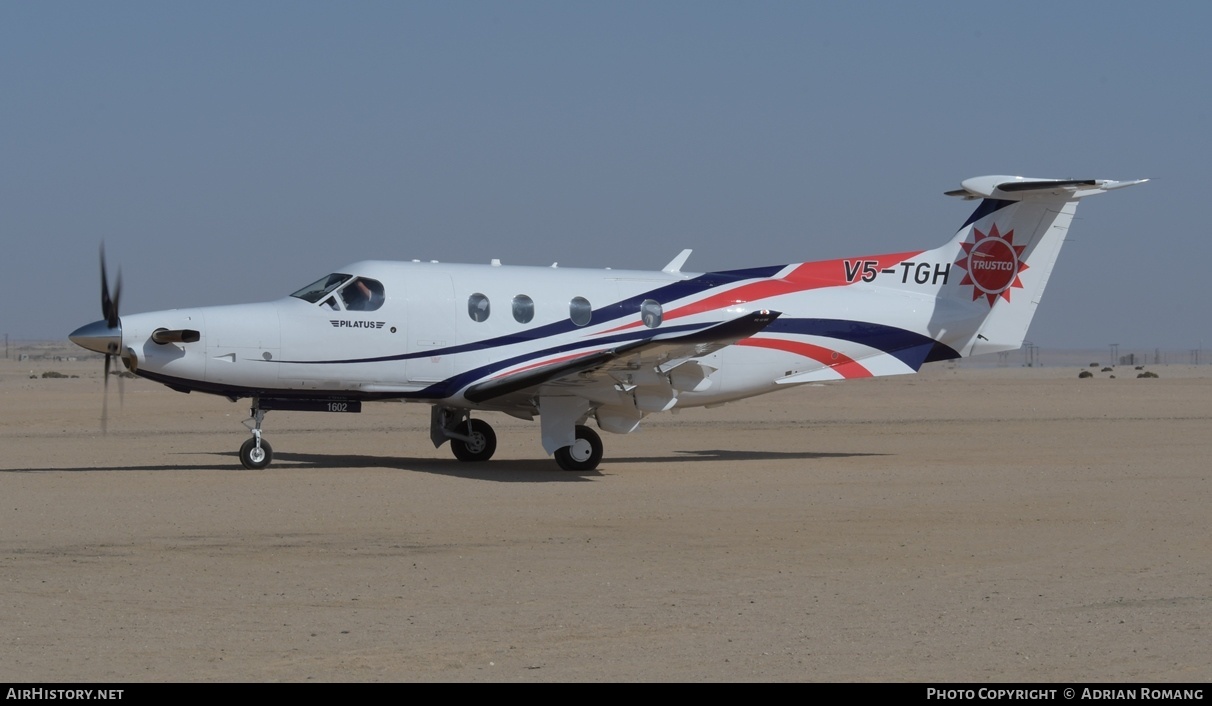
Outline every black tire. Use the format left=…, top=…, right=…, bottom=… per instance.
left=554, top=425, right=603, bottom=471
left=451, top=419, right=497, bottom=462
left=239, top=437, right=273, bottom=470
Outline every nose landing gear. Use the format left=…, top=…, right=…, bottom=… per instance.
left=239, top=403, right=273, bottom=470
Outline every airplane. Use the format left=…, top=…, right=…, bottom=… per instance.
left=69, top=175, right=1146, bottom=471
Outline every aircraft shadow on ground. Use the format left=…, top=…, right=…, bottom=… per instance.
left=265, top=451, right=597, bottom=481
left=1, top=448, right=882, bottom=480
left=614, top=449, right=884, bottom=463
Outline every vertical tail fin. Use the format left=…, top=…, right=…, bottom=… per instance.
left=923, top=176, right=1146, bottom=358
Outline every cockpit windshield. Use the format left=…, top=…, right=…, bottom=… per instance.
left=291, top=273, right=385, bottom=311
left=291, top=273, right=351, bottom=303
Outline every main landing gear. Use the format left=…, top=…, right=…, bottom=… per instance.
left=449, top=419, right=498, bottom=462
left=554, top=425, right=603, bottom=472
left=432, top=407, right=604, bottom=471
left=432, top=407, right=499, bottom=464
left=431, top=409, right=496, bottom=465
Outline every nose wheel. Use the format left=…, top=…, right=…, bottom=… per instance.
left=239, top=436, right=273, bottom=470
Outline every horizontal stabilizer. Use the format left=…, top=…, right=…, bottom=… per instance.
left=945, top=176, right=1148, bottom=201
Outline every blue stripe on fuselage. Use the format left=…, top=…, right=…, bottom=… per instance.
left=276, top=264, right=786, bottom=365
left=763, top=318, right=959, bottom=370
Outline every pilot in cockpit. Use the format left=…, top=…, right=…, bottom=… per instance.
left=341, top=278, right=384, bottom=311
left=343, top=280, right=372, bottom=311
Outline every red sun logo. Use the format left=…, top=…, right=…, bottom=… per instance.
left=954, top=223, right=1029, bottom=305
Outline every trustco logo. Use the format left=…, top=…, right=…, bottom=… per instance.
left=954, top=223, right=1028, bottom=305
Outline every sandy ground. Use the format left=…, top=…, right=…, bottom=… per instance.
left=1, top=354, right=1209, bottom=682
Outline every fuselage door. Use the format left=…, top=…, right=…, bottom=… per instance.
left=404, top=270, right=456, bottom=383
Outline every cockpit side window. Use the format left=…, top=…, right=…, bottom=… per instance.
left=338, top=277, right=385, bottom=311
left=291, top=273, right=352, bottom=303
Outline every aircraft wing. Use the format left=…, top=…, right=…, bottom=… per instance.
left=463, top=310, right=780, bottom=405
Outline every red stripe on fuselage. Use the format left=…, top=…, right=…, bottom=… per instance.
left=736, top=337, right=873, bottom=379
left=600, top=251, right=922, bottom=335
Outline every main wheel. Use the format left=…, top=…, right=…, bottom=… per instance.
left=451, top=419, right=497, bottom=462
left=554, top=425, right=603, bottom=471
left=239, top=437, right=273, bottom=470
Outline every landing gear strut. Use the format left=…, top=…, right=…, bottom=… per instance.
left=239, top=402, right=273, bottom=470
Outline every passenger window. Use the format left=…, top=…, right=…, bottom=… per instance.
left=468, top=293, right=491, bottom=322
left=641, top=299, right=663, bottom=328
left=512, top=294, right=534, bottom=324
left=340, top=278, right=385, bottom=311
left=569, top=297, right=592, bottom=327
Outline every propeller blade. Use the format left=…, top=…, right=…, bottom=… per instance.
left=110, top=269, right=122, bottom=330
left=117, top=357, right=125, bottom=414
left=102, top=352, right=111, bottom=435
left=100, top=245, right=112, bottom=323
left=97, top=243, right=123, bottom=434
left=100, top=244, right=121, bottom=329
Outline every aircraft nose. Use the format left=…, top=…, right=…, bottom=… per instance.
left=70, top=319, right=122, bottom=355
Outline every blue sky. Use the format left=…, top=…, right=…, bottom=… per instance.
left=2, top=2, right=1205, bottom=351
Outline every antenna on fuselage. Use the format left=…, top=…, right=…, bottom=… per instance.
left=662, top=249, right=693, bottom=274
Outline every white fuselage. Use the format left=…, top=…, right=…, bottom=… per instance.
left=123, top=260, right=817, bottom=409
